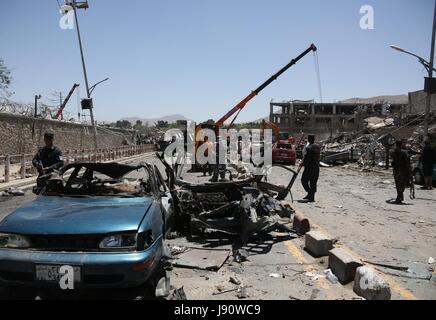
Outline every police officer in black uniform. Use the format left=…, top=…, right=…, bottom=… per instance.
left=391, top=139, right=411, bottom=204
left=32, top=133, right=64, bottom=193
left=300, top=134, right=321, bottom=203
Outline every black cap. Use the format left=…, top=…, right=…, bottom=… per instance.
left=44, top=133, right=54, bottom=139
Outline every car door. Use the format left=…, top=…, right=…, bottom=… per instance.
left=153, top=166, right=174, bottom=231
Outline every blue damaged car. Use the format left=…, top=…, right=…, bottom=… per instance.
left=0, top=162, right=174, bottom=299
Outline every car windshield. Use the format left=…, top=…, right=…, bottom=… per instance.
left=276, top=144, right=292, bottom=149
left=42, top=163, right=166, bottom=198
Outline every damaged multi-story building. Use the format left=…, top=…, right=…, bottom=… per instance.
left=269, top=98, right=409, bottom=139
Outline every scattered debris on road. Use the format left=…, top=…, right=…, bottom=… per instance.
left=172, top=247, right=231, bottom=271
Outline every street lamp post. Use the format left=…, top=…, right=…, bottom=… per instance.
left=425, top=1, right=436, bottom=139
left=89, top=77, right=109, bottom=96
left=390, top=1, right=436, bottom=139
left=71, top=0, right=98, bottom=150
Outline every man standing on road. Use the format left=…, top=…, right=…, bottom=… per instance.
left=202, top=136, right=214, bottom=176
left=32, top=133, right=64, bottom=192
left=391, top=139, right=411, bottom=204
left=300, top=134, right=320, bottom=203
left=421, top=138, right=435, bottom=190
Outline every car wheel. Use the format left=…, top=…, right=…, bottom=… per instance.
left=414, top=169, right=424, bottom=185
left=132, top=263, right=169, bottom=300
left=0, top=285, right=8, bottom=300
left=0, top=285, right=36, bottom=300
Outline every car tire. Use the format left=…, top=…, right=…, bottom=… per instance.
left=0, top=285, right=36, bottom=300
left=132, top=262, right=168, bottom=300
left=0, top=285, right=8, bottom=300
left=414, top=169, right=424, bottom=185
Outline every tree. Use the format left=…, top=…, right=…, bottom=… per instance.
left=133, top=120, right=144, bottom=131
left=232, top=122, right=261, bottom=130
left=0, top=58, right=13, bottom=99
left=115, top=120, right=132, bottom=129
left=156, top=120, right=169, bottom=128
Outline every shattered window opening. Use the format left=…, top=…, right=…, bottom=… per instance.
left=42, top=163, right=156, bottom=198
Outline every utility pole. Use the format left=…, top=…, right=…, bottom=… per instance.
left=32, top=94, right=42, bottom=140
left=424, top=0, right=436, bottom=138
left=59, top=92, right=63, bottom=120
left=72, top=0, right=98, bottom=149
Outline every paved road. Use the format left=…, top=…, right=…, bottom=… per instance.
left=0, top=155, right=434, bottom=299
left=272, top=165, right=436, bottom=300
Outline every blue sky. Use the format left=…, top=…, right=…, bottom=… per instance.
left=0, top=0, right=433, bottom=123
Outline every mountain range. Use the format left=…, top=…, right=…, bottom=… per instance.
left=121, top=94, right=409, bottom=125
left=121, top=114, right=193, bottom=126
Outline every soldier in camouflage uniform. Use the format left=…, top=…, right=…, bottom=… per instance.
left=391, top=140, right=411, bottom=204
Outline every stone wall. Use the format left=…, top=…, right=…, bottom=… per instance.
left=0, top=112, right=136, bottom=155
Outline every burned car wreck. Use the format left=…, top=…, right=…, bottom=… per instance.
left=0, top=162, right=173, bottom=299
left=158, top=154, right=303, bottom=243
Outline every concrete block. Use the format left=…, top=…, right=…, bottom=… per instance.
left=353, top=266, right=391, bottom=300
left=292, top=212, right=310, bottom=235
left=305, top=231, right=334, bottom=257
left=328, top=248, right=363, bottom=284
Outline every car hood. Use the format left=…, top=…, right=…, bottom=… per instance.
left=0, top=196, right=154, bottom=235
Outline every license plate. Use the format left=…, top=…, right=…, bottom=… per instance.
left=35, top=264, right=81, bottom=283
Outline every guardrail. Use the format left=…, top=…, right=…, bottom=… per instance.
left=0, top=144, right=155, bottom=184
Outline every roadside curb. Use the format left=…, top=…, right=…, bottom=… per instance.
left=292, top=205, right=416, bottom=300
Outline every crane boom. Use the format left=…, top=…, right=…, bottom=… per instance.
left=215, top=44, right=317, bottom=128
left=55, top=83, right=80, bottom=120
left=261, top=119, right=281, bottom=142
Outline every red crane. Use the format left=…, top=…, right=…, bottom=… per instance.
left=208, top=44, right=317, bottom=181
left=215, top=44, right=317, bottom=129
left=54, top=83, right=80, bottom=120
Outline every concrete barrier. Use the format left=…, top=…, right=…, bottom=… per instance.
left=305, top=231, right=334, bottom=257
left=353, top=266, right=391, bottom=300
left=328, top=248, right=363, bottom=284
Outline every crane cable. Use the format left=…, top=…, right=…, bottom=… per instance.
left=313, top=50, right=331, bottom=135
left=313, top=51, right=323, bottom=104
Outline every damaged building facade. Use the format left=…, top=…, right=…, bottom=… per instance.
left=269, top=99, right=409, bottom=138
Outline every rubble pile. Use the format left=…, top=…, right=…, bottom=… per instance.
left=320, top=115, right=436, bottom=168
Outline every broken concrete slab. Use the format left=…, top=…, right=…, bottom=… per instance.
left=353, top=266, right=391, bottom=300
left=305, top=231, right=334, bottom=257
left=328, top=248, right=363, bottom=284
left=172, top=247, right=230, bottom=271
